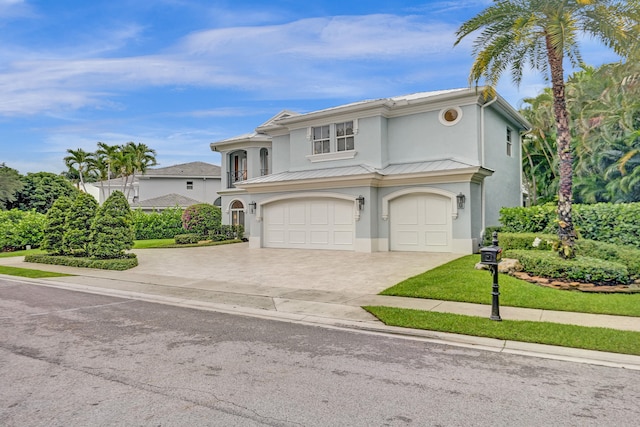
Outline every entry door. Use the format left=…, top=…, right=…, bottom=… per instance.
left=390, top=194, right=452, bottom=252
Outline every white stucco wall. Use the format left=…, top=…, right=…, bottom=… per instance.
left=139, top=177, right=221, bottom=204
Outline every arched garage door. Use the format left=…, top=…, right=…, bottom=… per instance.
left=263, top=198, right=354, bottom=250
left=390, top=193, right=452, bottom=252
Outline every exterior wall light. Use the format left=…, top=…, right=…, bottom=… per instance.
left=356, top=195, right=365, bottom=211
left=248, top=201, right=257, bottom=214
left=457, top=192, right=466, bottom=209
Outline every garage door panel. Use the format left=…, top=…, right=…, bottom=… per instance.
left=391, top=193, right=452, bottom=252
left=425, top=231, right=448, bottom=246
left=289, top=203, right=306, bottom=225
left=264, top=198, right=354, bottom=250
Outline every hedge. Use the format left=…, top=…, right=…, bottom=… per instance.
left=500, top=202, right=640, bottom=249
left=25, top=253, right=138, bottom=271
left=0, top=209, right=46, bottom=251
left=505, top=250, right=629, bottom=286
left=174, top=233, right=201, bottom=244
left=132, top=207, right=184, bottom=240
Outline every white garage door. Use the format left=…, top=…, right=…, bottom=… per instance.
left=263, top=199, right=354, bottom=250
left=390, top=193, right=452, bottom=252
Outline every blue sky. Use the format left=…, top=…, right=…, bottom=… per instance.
left=0, top=0, right=620, bottom=175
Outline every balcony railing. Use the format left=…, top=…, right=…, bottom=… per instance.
left=227, top=170, right=247, bottom=188
left=260, top=168, right=269, bottom=176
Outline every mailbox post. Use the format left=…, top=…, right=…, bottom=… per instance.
left=480, top=231, right=503, bottom=321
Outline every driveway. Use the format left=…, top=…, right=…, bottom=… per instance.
left=130, top=243, right=463, bottom=294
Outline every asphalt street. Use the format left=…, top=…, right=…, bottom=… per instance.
left=1, top=278, right=639, bottom=426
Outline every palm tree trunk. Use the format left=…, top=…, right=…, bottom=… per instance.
left=546, top=34, right=576, bottom=258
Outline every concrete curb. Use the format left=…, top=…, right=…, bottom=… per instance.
left=3, top=274, right=640, bottom=371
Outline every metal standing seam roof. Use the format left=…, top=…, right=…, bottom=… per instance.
left=237, top=159, right=479, bottom=185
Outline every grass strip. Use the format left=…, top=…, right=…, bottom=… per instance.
left=0, top=265, right=73, bottom=278
left=381, top=255, right=640, bottom=317
left=0, top=248, right=43, bottom=258
left=133, top=239, right=242, bottom=249
left=364, top=306, right=640, bottom=356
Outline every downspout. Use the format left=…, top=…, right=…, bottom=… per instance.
left=480, top=94, right=498, bottom=243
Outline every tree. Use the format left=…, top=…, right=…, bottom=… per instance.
left=0, top=163, right=24, bottom=210
left=89, top=191, right=135, bottom=259
left=42, top=196, right=72, bottom=255
left=455, top=0, right=640, bottom=258
left=123, top=142, right=157, bottom=200
left=9, top=172, right=78, bottom=214
left=63, top=192, right=98, bottom=257
left=95, top=142, right=121, bottom=200
left=64, top=148, right=95, bottom=193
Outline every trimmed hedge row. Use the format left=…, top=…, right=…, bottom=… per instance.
left=499, top=202, right=640, bottom=249
left=25, top=253, right=138, bottom=270
left=495, top=232, right=640, bottom=281
left=505, top=250, right=629, bottom=286
left=132, top=208, right=184, bottom=240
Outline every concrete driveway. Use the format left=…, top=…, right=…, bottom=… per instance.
left=131, top=243, right=463, bottom=294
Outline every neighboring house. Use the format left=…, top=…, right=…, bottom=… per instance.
left=88, top=161, right=222, bottom=210
left=86, top=177, right=139, bottom=204
left=210, top=88, right=530, bottom=254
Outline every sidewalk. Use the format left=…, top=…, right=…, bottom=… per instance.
left=2, top=250, right=640, bottom=370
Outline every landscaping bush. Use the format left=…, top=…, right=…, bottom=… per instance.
left=62, top=193, right=98, bottom=257
left=0, top=209, right=46, bottom=251
left=208, top=225, right=244, bottom=241
left=174, top=233, right=200, bottom=244
left=25, top=253, right=138, bottom=270
left=481, top=226, right=503, bottom=246
left=496, top=232, right=556, bottom=251
left=181, top=204, right=221, bottom=237
left=42, top=196, right=72, bottom=255
left=89, top=191, right=135, bottom=259
left=500, top=202, right=640, bottom=249
left=132, top=207, right=184, bottom=240
left=505, top=249, right=629, bottom=286
left=575, top=239, right=640, bottom=280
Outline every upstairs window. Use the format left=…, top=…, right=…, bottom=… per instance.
left=336, top=121, right=354, bottom=152
left=186, top=180, right=193, bottom=190
left=311, top=121, right=356, bottom=156
left=312, top=125, right=330, bottom=154
left=506, top=128, right=513, bottom=157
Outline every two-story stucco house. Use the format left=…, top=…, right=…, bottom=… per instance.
left=210, top=88, right=529, bottom=254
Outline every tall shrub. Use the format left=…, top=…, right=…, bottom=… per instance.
left=42, top=196, right=72, bottom=255
left=181, top=204, right=221, bottom=237
left=0, top=209, right=45, bottom=251
left=63, top=192, right=98, bottom=256
left=133, top=207, right=184, bottom=239
left=89, top=191, right=135, bottom=259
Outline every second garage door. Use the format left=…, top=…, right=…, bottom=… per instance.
left=390, top=193, right=452, bottom=252
left=263, top=198, right=354, bottom=250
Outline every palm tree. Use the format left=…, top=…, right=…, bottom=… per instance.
left=455, top=0, right=640, bottom=258
left=95, top=142, right=121, bottom=200
left=64, top=148, right=94, bottom=193
left=123, top=142, right=157, bottom=200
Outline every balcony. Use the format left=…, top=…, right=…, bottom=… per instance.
left=227, top=170, right=247, bottom=188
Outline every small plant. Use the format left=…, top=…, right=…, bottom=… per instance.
left=174, top=233, right=201, bottom=244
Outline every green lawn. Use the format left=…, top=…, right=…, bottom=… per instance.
left=381, top=255, right=640, bottom=317
left=0, top=248, right=44, bottom=258
left=0, top=265, right=73, bottom=278
left=364, top=306, right=640, bottom=356
left=132, top=238, right=176, bottom=249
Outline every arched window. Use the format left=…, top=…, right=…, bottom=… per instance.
left=230, top=200, right=245, bottom=227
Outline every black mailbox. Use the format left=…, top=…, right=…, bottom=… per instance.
left=480, top=246, right=502, bottom=265
left=480, top=231, right=502, bottom=265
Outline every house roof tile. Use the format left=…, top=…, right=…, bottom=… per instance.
left=143, top=161, right=221, bottom=177
left=132, top=193, right=203, bottom=209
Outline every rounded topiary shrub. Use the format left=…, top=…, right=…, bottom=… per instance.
left=63, top=192, right=98, bottom=257
left=181, top=203, right=221, bottom=237
left=42, top=196, right=72, bottom=255
left=89, top=191, right=135, bottom=259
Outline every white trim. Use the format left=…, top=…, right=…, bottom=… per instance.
left=381, top=188, right=459, bottom=220
left=439, top=106, right=463, bottom=126
left=306, top=150, right=357, bottom=162
left=256, top=192, right=362, bottom=222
